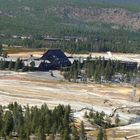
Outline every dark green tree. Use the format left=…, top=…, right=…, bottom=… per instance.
left=97, top=128, right=104, bottom=140
left=4, top=111, right=13, bottom=136
left=8, top=61, right=14, bottom=70
left=79, top=121, right=85, bottom=140
left=14, top=58, right=22, bottom=71
left=36, top=127, right=45, bottom=140
left=0, top=44, right=3, bottom=56
left=30, top=61, right=35, bottom=71
left=63, top=129, right=70, bottom=140
left=71, top=125, right=79, bottom=140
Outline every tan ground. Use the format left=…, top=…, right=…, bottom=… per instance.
left=70, top=52, right=140, bottom=64
left=0, top=71, right=139, bottom=108
left=9, top=51, right=44, bottom=58
left=91, top=126, right=140, bottom=140
left=0, top=71, right=140, bottom=139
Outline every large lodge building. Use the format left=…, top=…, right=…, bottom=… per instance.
left=0, top=49, right=138, bottom=71
left=0, top=49, right=71, bottom=71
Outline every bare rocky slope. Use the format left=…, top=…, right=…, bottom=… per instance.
left=56, top=7, right=140, bottom=30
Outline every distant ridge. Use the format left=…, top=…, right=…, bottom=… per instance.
left=0, top=0, right=140, bottom=35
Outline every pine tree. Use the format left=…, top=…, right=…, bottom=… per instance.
left=0, top=60, right=7, bottom=70
left=71, top=125, right=79, bottom=140
left=103, top=129, right=107, bottom=140
left=97, top=128, right=104, bottom=140
left=36, top=127, right=45, bottom=140
left=51, top=122, right=57, bottom=134
left=94, top=66, right=101, bottom=83
left=79, top=121, right=85, bottom=140
left=15, top=58, right=22, bottom=71
left=8, top=61, right=14, bottom=70
left=30, top=61, right=35, bottom=71
left=0, top=110, right=3, bottom=137
left=104, top=62, right=111, bottom=81
left=3, top=111, right=13, bottom=135
left=0, top=44, right=2, bottom=56
left=63, top=129, right=70, bottom=140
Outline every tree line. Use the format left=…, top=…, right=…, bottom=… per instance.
left=0, top=102, right=87, bottom=140
left=1, top=28, right=140, bottom=54
left=62, top=57, right=138, bottom=83
left=0, top=58, right=24, bottom=71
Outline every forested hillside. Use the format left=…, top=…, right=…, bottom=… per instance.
left=1, top=0, right=140, bottom=35
left=1, top=0, right=140, bottom=53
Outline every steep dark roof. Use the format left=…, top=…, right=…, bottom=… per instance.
left=41, top=49, right=71, bottom=68
left=41, top=49, right=66, bottom=60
